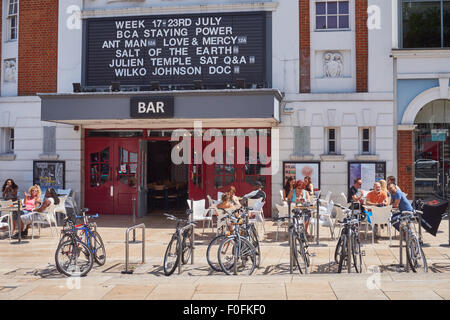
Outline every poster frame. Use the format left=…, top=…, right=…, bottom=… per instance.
left=347, top=161, right=386, bottom=191
left=32, top=160, right=66, bottom=191
left=282, top=161, right=321, bottom=190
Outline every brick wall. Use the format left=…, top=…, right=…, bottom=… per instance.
left=397, top=130, right=414, bottom=199
left=18, top=0, right=58, bottom=96
left=299, top=0, right=310, bottom=93
left=355, top=0, right=368, bottom=92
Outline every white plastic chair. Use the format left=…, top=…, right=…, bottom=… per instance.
left=31, top=204, right=58, bottom=239
left=318, top=191, right=332, bottom=207
left=54, top=195, right=68, bottom=225
left=207, top=195, right=220, bottom=228
left=310, top=200, right=336, bottom=239
left=217, top=192, right=224, bottom=203
left=248, top=198, right=265, bottom=237
left=0, top=200, right=13, bottom=239
left=340, top=192, right=348, bottom=206
left=187, top=199, right=213, bottom=234
left=365, top=205, right=393, bottom=245
left=279, top=189, right=288, bottom=206
left=274, top=204, right=289, bottom=241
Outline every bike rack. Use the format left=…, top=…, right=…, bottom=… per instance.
left=122, top=223, right=146, bottom=274
left=178, top=199, right=195, bottom=275
left=288, top=201, right=293, bottom=274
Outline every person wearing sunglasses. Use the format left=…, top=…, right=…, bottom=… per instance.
left=348, top=177, right=363, bottom=210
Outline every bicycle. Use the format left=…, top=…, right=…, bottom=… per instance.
left=163, top=212, right=196, bottom=276
left=392, top=209, right=427, bottom=273
left=291, top=208, right=311, bottom=274
left=207, top=207, right=261, bottom=272
left=334, top=204, right=364, bottom=274
left=55, top=217, right=94, bottom=277
left=217, top=211, right=257, bottom=275
left=59, top=210, right=106, bottom=266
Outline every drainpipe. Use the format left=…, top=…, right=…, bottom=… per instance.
left=392, top=54, right=398, bottom=179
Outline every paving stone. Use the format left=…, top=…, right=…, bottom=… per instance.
left=383, top=290, right=443, bottom=300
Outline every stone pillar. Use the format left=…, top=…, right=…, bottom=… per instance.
left=397, top=125, right=416, bottom=200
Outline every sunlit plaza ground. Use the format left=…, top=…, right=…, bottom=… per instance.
left=0, top=213, right=449, bottom=300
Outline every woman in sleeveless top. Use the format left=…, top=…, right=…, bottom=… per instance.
left=12, top=187, right=59, bottom=239
left=11, top=185, right=41, bottom=236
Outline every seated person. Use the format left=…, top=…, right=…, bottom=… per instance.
left=304, top=176, right=314, bottom=196
left=12, top=188, right=59, bottom=239
left=365, top=182, right=388, bottom=206
left=282, top=177, right=295, bottom=202
left=228, top=186, right=242, bottom=209
left=365, top=182, right=388, bottom=236
left=11, top=185, right=41, bottom=237
left=388, top=182, right=414, bottom=231
left=243, top=181, right=266, bottom=202
left=2, top=178, right=18, bottom=200
left=291, top=181, right=311, bottom=236
left=348, top=178, right=363, bottom=209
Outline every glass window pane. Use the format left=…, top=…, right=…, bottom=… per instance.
left=316, top=2, right=326, bottom=14
left=328, top=16, right=338, bottom=29
left=403, top=1, right=441, bottom=48
left=363, top=129, right=370, bottom=140
left=339, top=1, right=349, bottom=14
left=130, top=152, right=137, bottom=163
left=100, top=148, right=109, bottom=162
left=339, top=15, right=349, bottom=28
left=327, top=2, right=337, bottom=14
left=329, top=141, right=336, bottom=153
left=329, top=129, right=335, bottom=140
left=363, top=141, right=370, bottom=152
left=90, top=152, right=99, bottom=163
left=445, top=1, right=450, bottom=47
left=316, top=16, right=327, bottom=29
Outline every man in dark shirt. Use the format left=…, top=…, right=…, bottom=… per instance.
left=244, top=181, right=266, bottom=202
left=348, top=177, right=363, bottom=209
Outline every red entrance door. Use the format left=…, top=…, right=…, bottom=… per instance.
left=203, top=131, right=272, bottom=217
left=86, top=138, right=138, bottom=215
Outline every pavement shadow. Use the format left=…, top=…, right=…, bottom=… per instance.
left=428, top=263, right=450, bottom=273
left=261, top=263, right=292, bottom=275
left=27, top=264, right=65, bottom=279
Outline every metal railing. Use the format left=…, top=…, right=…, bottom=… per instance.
left=122, top=223, right=146, bottom=274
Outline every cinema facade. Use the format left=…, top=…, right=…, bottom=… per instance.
left=35, top=1, right=287, bottom=218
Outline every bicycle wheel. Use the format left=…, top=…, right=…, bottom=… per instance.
left=351, top=232, right=363, bottom=273
left=334, top=235, right=343, bottom=264
left=300, top=232, right=311, bottom=267
left=406, top=234, right=428, bottom=273
left=347, top=230, right=352, bottom=273
left=218, top=237, right=256, bottom=275
left=249, top=225, right=261, bottom=268
left=206, top=234, right=226, bottom=272
left=337, top=236, right=348, bottom=273
left=181, top=227, right=193, bottom=265
left=55, top=239, right=94, bottom=277
left=90, top=231, right=106, bottom=266
left=163, top=235, right=180, bottom=276
left=293, top=235, right=308, bottom=274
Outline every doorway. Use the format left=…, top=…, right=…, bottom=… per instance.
left=85, top=138, right=138, bottom=215
left=147, top=140, right=189, bottom=212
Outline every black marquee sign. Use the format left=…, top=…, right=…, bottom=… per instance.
left=84, top=12, right=269, bottom=88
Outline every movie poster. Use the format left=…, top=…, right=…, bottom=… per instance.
left=33, top=161, right=65, bottom=193
left=283, top=162, right=320, bottom=189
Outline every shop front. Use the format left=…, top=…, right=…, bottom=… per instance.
left=40, top=90, right=281, bottom=218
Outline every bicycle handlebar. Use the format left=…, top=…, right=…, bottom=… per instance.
left=74, top=213, right=98, bottom=220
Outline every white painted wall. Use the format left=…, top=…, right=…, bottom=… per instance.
left=272, top=95, right=395, bottom=207
left=368, top=0, right=393, bottom=93
left=58, top=0, right=83, bottom=93
left=310, top=0, right=356, bottom=93
left=271, top=0, right=298, bottom=94
left=0, top=97, right=82, bottom=204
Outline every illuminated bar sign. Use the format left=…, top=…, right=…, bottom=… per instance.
left=84, top=12, right=268, bottom=87
left=130, top=96, right=174, bottom=118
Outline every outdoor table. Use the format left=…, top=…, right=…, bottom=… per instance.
left=0, top=200, right=24, bottom=243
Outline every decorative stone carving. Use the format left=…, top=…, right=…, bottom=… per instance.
left=323, top=52, right=343, bottom=78
left=4, top=59, right=16, bottom=83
